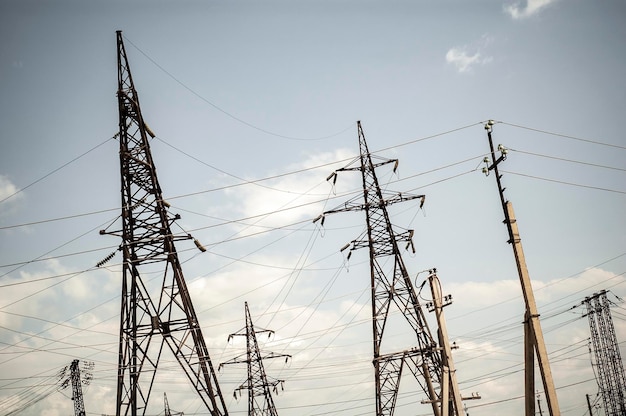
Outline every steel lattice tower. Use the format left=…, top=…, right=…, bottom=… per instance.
left=103, top=31, right=228, bottom=416
left=220, top=302, right=290, bottom=416
left=68, top=360, right=86, bottom=416
left=583, top=290, right=626, bottom=416
left=319, top=121, right=462, bottom=416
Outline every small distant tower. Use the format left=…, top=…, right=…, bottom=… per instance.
left=69, top=360, right=86, bottom=416
left=59, top=359, right=93, bottom=416
left=220, top=302, right=291, bottom=416
left=583, top=290, right=626, bottom=415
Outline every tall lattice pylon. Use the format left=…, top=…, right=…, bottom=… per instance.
left=219, top=302, right=291, bottom=416
left=319, top=121, right=462, bottom=416
left=582, top=290, right=626, bottom=415
left=102, top=31, right=227, bottom=416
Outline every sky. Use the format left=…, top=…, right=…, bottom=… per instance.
left=0, top=0, right=625, bottom=415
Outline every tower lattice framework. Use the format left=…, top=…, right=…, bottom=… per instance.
left=103, top=31, right=227, bottom=416
left=320, top=121, right=461, bottom=416
left=583, top=290, right=626, bottom=416
left=220, top=302, right=290, bottom=416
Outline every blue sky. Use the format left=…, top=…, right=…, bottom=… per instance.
left=1, top=0, right=625, bottom=415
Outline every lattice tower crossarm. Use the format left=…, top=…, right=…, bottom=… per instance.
left=104, top=31, right=227, bottom=416
left=583, top=290, right=626, bottom=416
left=320, top=121, right=463, bottom=416
left=219, top=302, right=290, bottom=416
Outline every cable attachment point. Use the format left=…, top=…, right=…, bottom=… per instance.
left=313, top=214, right=325, bottom=227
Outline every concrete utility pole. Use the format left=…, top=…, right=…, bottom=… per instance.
left=427, top=269, right=464, bottom=414
left=482, top=120, right=560, bottom=415
left=101, top=31, right=227, bottom=416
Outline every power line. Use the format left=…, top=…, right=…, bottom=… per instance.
left=502, top=170, right=626, bottom=194
left=123, top=35, right=354, bottom=142
left=0, top=136, right=115, bottom=205
left=509, top=148, right=626, bottom=172
left=498, top=121, right=626, bottom=150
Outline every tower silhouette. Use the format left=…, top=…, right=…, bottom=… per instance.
left=220, top=302, right=290, bottom=416
left=583, top=290, right=626, bottom=415
left=319, top=121, right=462, bottom=415
left=102, top=31, right=227, bottom=416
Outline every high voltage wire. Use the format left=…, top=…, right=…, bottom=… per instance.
left=0, top=158, right=481, bottom=273
left=123, top=34, right=355, bottom=142
left=3, top=120, right=621, bottom=233
left=509, top=147, right=626, bottom=172
left=0, top=136, right=115, bottom=205
left=2, top=125, right=620, bottom=414
left=498, top=121, right=626, bottom=150
left=502, top=170, right=626, bottom=194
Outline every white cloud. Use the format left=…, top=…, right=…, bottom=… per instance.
left=221, top=148, right=355, bottom=229
left=445, top=35, right=494, bottom=74
left=505, top=0, right=557, bottom=19
left=0, top=174, right=19, bottom=202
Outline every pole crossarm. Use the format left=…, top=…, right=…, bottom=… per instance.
left=110, top=31, right=227, bottom=416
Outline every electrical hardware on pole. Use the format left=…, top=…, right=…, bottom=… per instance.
left=483, top=120, right=560, bottom=416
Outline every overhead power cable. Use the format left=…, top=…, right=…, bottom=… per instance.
left=0, top=136, right=115, bottom=205
left=123, top=35, right=354, bottom=141
left=498, top=120, right=626, bottom=150
left=502, top=170, right=626, bottom=194
left=509, top=148, right=626, bottom=172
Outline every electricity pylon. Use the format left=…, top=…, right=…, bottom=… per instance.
left=582, top=290, right=626, bottom=415
left=164, top=393, right=172, bottom=416
left=482, top=120, right=560, bottom=416
left=101, top=31, right=227, bottom=416
left=59, top=359, right=93, bottom=416
left=318, top=121, right=462, bottom=416
left=219, top=302, right=291, bottom=416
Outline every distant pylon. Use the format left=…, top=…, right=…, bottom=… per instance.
left=164, top=393, right=172, bottom=416
left=220, top=302, right=291, bottom=416
left=318, top=121, right=463, bottom=416
left=582, top=290, right=626, bottom=415
left=101, top=31, right=227, bottom=416
left=59, top=359, right=93, bottom=416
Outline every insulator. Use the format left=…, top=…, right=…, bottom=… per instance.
left=144, top=122, right=156, bottom=138
left=96, top=251, right=116, bottom=267
left=347, top=251, right=352, bottom=261
left=340, top=242, right=350, bottom=252
left=419, top=195, right=426, bottom=209
left=393, top=159, right=399, bottom=173
left=312, top=214, right=323, bottom=224
left=194, top=238, right=207, bottom=252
